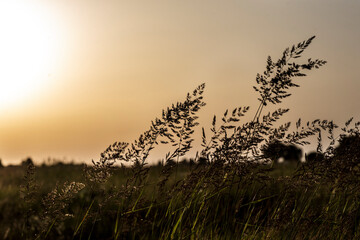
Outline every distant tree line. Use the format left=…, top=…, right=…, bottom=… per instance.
left=261, top=134, right=360, bottom=165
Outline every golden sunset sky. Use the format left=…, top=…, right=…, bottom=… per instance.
left=0, top=0, right=359, bottom=165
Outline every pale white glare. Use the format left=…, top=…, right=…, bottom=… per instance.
left=0, top=1, right=60, bottom=110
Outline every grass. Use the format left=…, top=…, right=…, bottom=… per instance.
left=1, top=162, right=359, bottom=239
left=1, top=36, right=360, bottom=239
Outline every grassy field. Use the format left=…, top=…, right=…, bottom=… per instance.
left=0, top=161, right=359, bottom=239
left=2, top=37, right=360, bottom=239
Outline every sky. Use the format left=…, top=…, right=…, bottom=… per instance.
left=0, top=0, right=359, bottom=165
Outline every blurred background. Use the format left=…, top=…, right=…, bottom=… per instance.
left=0, top=0, right=359, bottom=165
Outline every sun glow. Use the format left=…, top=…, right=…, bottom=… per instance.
left=0, top=1, right=61, bottom=110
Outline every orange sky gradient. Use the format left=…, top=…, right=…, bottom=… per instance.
left=1, top=0, right=360, bottom=165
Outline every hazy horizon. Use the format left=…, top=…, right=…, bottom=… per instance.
left=1, top=0, right=360, bottom=165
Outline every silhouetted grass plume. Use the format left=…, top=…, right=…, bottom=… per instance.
left=2, top=36, right=360, bottom=239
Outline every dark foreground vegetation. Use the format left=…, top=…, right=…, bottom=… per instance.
left=2, top=36, right=360, bottom=239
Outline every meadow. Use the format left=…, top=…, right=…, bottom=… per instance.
left=1, top=36, right=360, bottom=239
